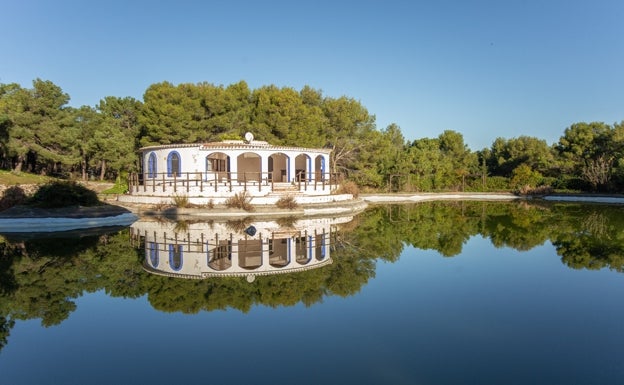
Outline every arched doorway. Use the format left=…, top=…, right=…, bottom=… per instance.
left=269, top=235, right=290, bottom=267
left=237, top=152, right=261, bottom=182
left=206, top=152, right=230, bottom=182
left=238, top=239, right=262, bottom=270
left=295, top=154, right=311, bottom=182
left=315, top=155, right=325, bottom=182
left=208, top=240, right=232, bottom=271
left=268, top=153, right=289, bottom=182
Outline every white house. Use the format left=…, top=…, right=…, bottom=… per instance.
left=120, top=133, right=352, bottom=205
left=131, top=215, right=354, bottom=281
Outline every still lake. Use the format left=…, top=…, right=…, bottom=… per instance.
left=0, top=201, right=623, bottom=385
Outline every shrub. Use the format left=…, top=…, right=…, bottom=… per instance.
left=0, top=186, right=28, bottom=211
left=334, top=181, right=360, bottom=198
left=484, top=176, right=510, bottom=191
left=275, top=216, right=300, bottom=228
left=172, top=194, right=190, bottom=208
left=516, top=185, right=553, bottom=196
left=225, top=191, right=254, bottom=211
left=27, top=181, right=100, bottom=208
left=225, top=217, right=253, bottom=232
left=275, top=195, right=298, bottom=209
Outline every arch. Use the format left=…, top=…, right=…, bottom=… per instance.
left=208, top=240, right=232, bottom=271
left=237, top=152, right=261, bottom=182
left=295, top=235, right=312, bottom=265
left=167, top=151, right=181, bottom=177
left=206, top=152, right=230, bottom=182
left=315, top=155, right=325, bottom=182
left=295, top=154, right=311, bottom=182
left=148, top=242, right=159, bottom=267
left=268, top=153, right=289, bottom=182
left=238, top=239, right=262, bottom=270
left=269, top=237, right=290, bottom=267
left=147, top=152, right=157, bottom=178
left=169, top=244, right=183, bottom=271
left=315, top=232, right=327, bottom=261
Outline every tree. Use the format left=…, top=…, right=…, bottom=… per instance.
left=488, top=136, right=554, bottom=177
left=321, top=96, right=376, bottom=177
left=438, top=130, right=478, bottom=190
left=0, top=79, right=72, bottom=173
left=250, top=85, right=326, bottom=147
left=96, top=96, right=143, bottom=179
left=555, top=122, right=616, bottom=191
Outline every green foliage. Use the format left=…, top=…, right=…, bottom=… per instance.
left=0, top=170, right=51, bottom=185
left=484, top=176, right=510, bottom=191
left=510, top=164, right=543, bottom=191
left=488, top=136, right=555, bottom=178
left=27, top=181, right=101, bottom=208
left=102, top=174, right=129, bottom=194
left=1, top=78, right=623, bottom=193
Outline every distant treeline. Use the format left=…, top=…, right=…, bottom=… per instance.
left=1, top=78, right=622, bottom=192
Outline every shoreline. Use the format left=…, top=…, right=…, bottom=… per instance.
left=0, top=192, right=623, bottom=233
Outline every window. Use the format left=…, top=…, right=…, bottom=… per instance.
left=148, top=242, right=159, bottom=267
left=147, top=152, right=157, bottom=178
left=167, top=151, right=181, bottom=177
left=169, top=244, right=183, bottom=271
left=208, top=158, right=226, bottom=171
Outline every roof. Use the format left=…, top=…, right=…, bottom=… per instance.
left=140, top=140, right=332, bottom=154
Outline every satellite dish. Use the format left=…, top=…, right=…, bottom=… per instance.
left=244, top=132, right=254, bottom=142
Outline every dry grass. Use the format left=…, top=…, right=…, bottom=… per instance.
left=334, top=181, right=360, bottom=198
left=225, top=217, right=254, bottom=233
left=516, top=185, right=554, bottom=196
left=275, top=195, right=298, bottom=209
left=225, top=191, right=254, bottom=211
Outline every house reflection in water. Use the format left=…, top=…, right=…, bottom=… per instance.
left=130, top=216, right=352, bottom=282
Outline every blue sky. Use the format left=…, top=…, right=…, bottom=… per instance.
left=2, top=0, right=623, bottom=150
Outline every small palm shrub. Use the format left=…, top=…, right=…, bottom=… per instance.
left=172, top=194, right=190, bottom=208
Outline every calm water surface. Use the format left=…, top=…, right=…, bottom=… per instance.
left=0, top=201, right=623, bottom=385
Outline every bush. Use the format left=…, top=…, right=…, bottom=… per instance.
left=275, top=195, right=298, bottom=209
left=335, top=181, right=360, bottom=198
left=172, top=194, right=190, bottom=208
left=27, top=181, right=101, bottom=208
left=0, top=186, right=28, bottom=211
left=484, top=176, right=510, bottom=191
left=515, top=185, right=553, bottom=196
left=225, top=192, right=254, bottom=211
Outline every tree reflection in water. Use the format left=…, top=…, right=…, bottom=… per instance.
left=0, top=200, right=623, bottom=352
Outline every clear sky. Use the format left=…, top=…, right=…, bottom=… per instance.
left=2, top=0, right=623, bottom=150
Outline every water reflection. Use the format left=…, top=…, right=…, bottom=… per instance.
left=0, top=201, right=623, bottom=356
left=130, top=216, right=349, bottom=281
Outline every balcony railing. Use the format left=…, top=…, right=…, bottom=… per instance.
left=128, top=171, right=342, bottom=195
